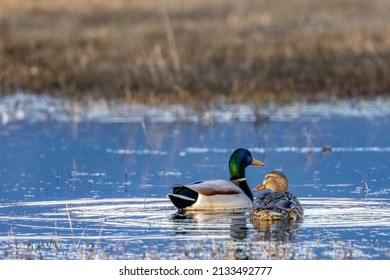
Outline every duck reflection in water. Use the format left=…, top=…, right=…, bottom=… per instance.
left=170, top=210, right=302, bottom=243
left=171, top=211, right=249, bottom=241
left=250, top=218, right=301, bottom=242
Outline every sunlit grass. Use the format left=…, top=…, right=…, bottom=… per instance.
left=1, top=0, right=389, bottom=105
left=1, top=237, right=373, bottom=260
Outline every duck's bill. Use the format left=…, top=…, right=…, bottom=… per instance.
left=251, top=159, right=264, bottom=166
left=253, top=184, right=266, bottom=192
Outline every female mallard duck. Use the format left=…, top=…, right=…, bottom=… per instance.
left=250, top=171, right=303, bottom=221
left=167, top=148, right=264, bottom=211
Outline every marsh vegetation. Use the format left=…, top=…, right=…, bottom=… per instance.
left=1, top=0, right=389, bottom=105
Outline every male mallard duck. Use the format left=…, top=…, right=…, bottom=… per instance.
left=250, top=171, right=303, bottom=221
left=167, top=148, right=264, bottom=211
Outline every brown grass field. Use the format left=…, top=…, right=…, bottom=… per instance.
left=1, top=0, right=390, bottom=105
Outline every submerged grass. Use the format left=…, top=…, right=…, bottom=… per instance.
left=1, top=0, right=390, bottom=105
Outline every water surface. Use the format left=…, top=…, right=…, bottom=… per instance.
left=0, top=95, right=389, bottom=259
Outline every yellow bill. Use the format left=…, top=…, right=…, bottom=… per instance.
left=251, top=159, right=264, bottom=166
left=253, top=184, right=266, bottom=192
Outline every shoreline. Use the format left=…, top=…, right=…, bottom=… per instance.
left=1, top=92, right=389, bottom=124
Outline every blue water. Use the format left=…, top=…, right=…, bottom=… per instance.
left=0, top=97, right=389, bottom=259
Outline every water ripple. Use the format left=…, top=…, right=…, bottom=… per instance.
left=1, top=197, right=389, bottom=259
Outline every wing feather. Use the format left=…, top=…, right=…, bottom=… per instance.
left=183, top=180, right=241, bottom=196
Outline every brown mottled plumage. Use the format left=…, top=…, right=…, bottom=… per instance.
left=250, top=171, right=303, bottom=221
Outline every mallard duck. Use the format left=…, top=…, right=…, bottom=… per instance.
left=167, top=148, right=264, bottom=211
left=250, top=171, right=303, bottom=221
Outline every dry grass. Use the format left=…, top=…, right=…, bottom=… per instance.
left=2, top=237, right=364, bottom=260
left=1, top=0, right=390, bottom=105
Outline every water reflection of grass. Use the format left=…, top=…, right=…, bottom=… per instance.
left=1, top=0, right=389, bottom=105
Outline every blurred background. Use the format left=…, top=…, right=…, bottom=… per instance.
left=1, top=0, right=389, bottom=106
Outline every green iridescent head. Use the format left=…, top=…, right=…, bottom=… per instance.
left=229, top=148, right=264, bottom=180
